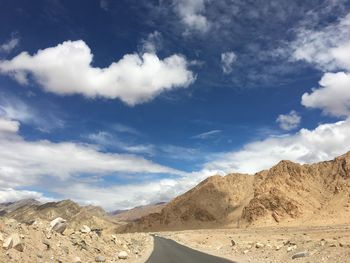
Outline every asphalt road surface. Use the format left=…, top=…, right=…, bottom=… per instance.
left=145, top=236, right=236, bottom=263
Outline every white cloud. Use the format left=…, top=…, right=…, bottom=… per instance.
left=292, top=13, right=350, bottom=71
left=204, top=120, right=350, bottom=174
left=0, top=35, right=20, bottom=54
left=50, top=169, right=217, bottom=210
left=302, top=72, right=350, bottom=117
left=0, top=96, right=64, bottom=132
left=0, top=188, right=53, bottom=204
left=191, top=129, right=221, bottom=139
left=0, top=40, right=195, bottom=106
left=0, top=119, right=183, bottom=189
left=276, top=110, right=301, bottom=131
left=0, top=118, right=19, bottom=133
left=221, top=51, right=236, bottom=74
left=140, top=31, right=162, bottom=53
left=174, top=0, right=210, bottom=33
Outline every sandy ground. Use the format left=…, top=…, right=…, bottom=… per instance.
left=159, top=224, right=350, bottom=263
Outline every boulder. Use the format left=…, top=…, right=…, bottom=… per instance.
left=50, top=218, right=67, bottom=234
left=118, top=251, right=128, bottom=259
left=73, top=256, right=82, bottom=263
left=292, top=251, right=309, bottom=259
left=255, top=242, right=264, bottom=248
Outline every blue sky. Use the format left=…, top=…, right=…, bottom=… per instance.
left=0, top=0, right=350, bottom=210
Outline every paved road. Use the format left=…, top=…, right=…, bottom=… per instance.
left=145, top=236, right=236, bottom=263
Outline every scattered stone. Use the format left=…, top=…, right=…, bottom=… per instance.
left=118, top=250, right=128, bottom=259
left=255, top=242, right=264, bottom=248
left=95, top=255, right=106, bottom=262
left=73, top=256, right=82, bottom=263
left=0, top=232, right=3, bottom=242
left=287, top=245, right=297, bottom=252
left=80, top=225, right=91, bottom=233
left=231, top=239, right=236, bottom=246
left=292, top=251, right=309, bottom=259
left=2, top=236, right=12, bottom=250
left=275, top=245, right=283, bottom=251
left=272, top=211, right=280, bottom=222
left=243, top=249, right=249, bottom=254
left=43, top=239, right=50, bottom=249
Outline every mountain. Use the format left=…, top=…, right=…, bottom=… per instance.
left=110, top=202, right=166, bottom=222
left=123, top=152, right=350, bottom=232
left=0, top=199, right=40, bottom=216
left=2, top=199, right=119, bottom=229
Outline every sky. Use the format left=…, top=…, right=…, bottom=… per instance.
left=1, top=0, right=350, bottom=210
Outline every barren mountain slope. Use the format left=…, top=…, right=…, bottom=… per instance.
left=242, top=152, right=350, bottom=226
left=111, top=202, right=166, bottom=222
left=124, top=173, right=254, bottom=232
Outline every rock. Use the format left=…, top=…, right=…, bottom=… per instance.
left=50, top=218, right=67, bottom=234
left=3, top=233, right=24, bottom=252
left=255, top=242, right=264, bottom=248
left=118, top=251, right=128, bottom=259
left=43, top=239, right=50, bottom=249
left=243, top=249, right=249, bottom=254
left=50, top=217, right=66, bottom=228
left=272, top=211, right=280, bottom=222
left=73, top=256, right=82, bottom=263
left=95, top=255, right=106, bottom=262
left=52, top=222, right=67, bottom=234
left=0, top=232, right=3, bottom=241
left=292, top=251, right=309, bottom=259
left=231, top=239, right=236, bottom=246
left=3, top=236, right=13, bottom=250
left=80, top=225, right=91, bottom=233
left=275, top=245, right=283, bottom=251
left=287, top=245, right=297, bottom=252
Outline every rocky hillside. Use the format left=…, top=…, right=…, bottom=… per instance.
left=2, top=199, right=119, bottom=230
left=0, top=199, right=40, bottom=216
left=111, top=202, right=166, bottom=222
left=123, top=173, right=254, bottom=232
left=0, top=216, right=152, bottom=262
left=123, top=152, right=350, bottom=232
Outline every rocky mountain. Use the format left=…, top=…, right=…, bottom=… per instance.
left=2, top=199, right=119, bottom=229
left=123, top=152, right=350, bottom=232
left=111, top=202, right=166, bottom=222
left=0, top=199, right=40, bottom=216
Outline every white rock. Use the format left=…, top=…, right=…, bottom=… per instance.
left=52, top=222, right=67, bottom=234
left=80, top=225, right=91, bottom=233
left=50, top=217, right=66, bottom=228
left=118, top=251, right=128, bottom=259
left=73, top=256, right=82, bottom=263
left=255, top=242, right=264, bottom=248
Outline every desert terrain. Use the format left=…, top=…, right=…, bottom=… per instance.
left=1, top=152, right=350, bottom=262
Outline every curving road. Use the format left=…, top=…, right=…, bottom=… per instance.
left=146, top=236, right=236, bottom=263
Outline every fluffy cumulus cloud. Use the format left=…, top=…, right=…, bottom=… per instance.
left=302, top=72, right=350, bottom=117
left=174, top=0, right=210, bottom=33
left=204, top=120, right=350, bottom=174
left=221, top=51, right=236, bottom=74
left=292, top=12, right=350, bottom=117
left=0, top=40, right=195, bottom=106
left=276, top=110, right=301, bottom=131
